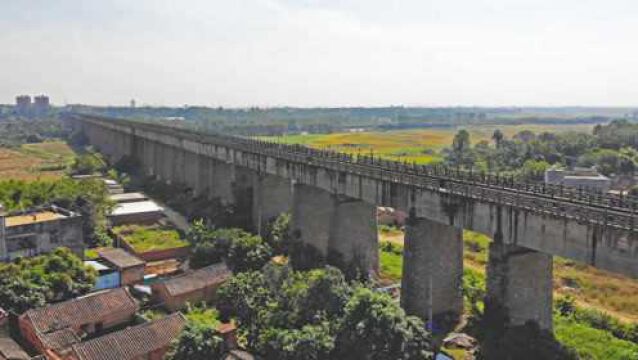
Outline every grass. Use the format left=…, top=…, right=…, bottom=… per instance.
left=112, top=224, right=188, bottom=253
left=0, top=141, right=76, bottom=180
left=262, top=123, right=593, bottom=165
left=555, top=316, right=638, bottom=359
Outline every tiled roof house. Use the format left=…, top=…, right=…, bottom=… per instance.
left=19, top=288, right=139, bottom=357
left=69, top=313, right=186, bottom=360
left=151, top=262, right=232, bottom=311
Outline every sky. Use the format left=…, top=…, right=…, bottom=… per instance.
left=1, top=0, right=637, bottom=107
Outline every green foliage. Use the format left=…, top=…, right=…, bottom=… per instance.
left=555, top=317, right=638, bottom=360
left=463, top=268, right=486, bottom=316
left=112, top=224, right=187, bottom=253
left=257, top=322, right=335, bottom=360
left=187, top=223, right=272, bottom=272
left=184, top=303, right=221, bottom=328
left=216, top=265, right=434, bottom=359
left=0, top=118, right=67, bottom=147
left=263, top=212, right=291, bottom=255
left=334, top=287, right=433, bottom=360
left=0, top=248, right=97, bottom=314
left=166, top=323, right=225, bottom=360
left=70, top=151, right=106, bottom=175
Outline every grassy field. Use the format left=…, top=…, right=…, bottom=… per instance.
left=0, top=141, right=76, bottom=180
left=263, top=123, right=593, bottom=164
left=112, top=224, right=189, bottom=253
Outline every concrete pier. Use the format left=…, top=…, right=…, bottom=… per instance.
left=291, top=184, right=334, bottom=263
left=209, top=160, right=234, bottom=205
left=329, top=198, right=379, bottom=276
left=486, top=240, right=554, bottom=331
left=401, top=217, right=464, bottom=323
left=252, top=174, right=293, bottom=235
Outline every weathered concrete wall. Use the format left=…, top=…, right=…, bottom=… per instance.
left=252, top=174, right=292, bottom=235
left=401, top=217, right=463, bottom=323
left=329, top=198, right=379, bottom=276
left=291, top=184, right=334, bottom=260
left=486, top=240, right=554, bottom=330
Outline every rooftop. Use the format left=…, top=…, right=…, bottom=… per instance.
left=98, top=248, right=145, bottom=269
left=5, top=211, right=65, bottom=227
left=0, top=337, right=29, bottom=360
left=23, top=288, right=138, bottom=336
left=108, top=193, right=148, bottom=203
left=158, top=262, right=231, bottom=297
left=71, top=313, right=186, bottom=360
left=109, top=201, right=164, bottom=217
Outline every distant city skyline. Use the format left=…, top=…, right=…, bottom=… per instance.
left=1, top=0, right=637, bottom=107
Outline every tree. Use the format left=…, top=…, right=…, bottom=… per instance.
left=264, top=212, right=292, bottom=255
left=187, top=224, right=272, bottom=271
left=0, top=248, right=96, bottom=314
left=257, top=323, right=335, bottom=360
left=166, top=323, right=225, bottom=360
left=334, top=287, right=433, bottom=360
left=492, top=129, right=504, bottom=148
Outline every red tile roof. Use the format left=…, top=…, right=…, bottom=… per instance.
left=24, top=288, right=138, bottom=335
left=159, top=262, right=231, bottom=297
left=71, top=313, right=186, bottom=360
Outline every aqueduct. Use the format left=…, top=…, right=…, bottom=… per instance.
left=68, top=113, right=638, bottom=331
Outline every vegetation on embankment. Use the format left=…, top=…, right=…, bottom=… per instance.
left=378, top=235, right=638, bottom=359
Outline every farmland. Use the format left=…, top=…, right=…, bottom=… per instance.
left=0, top=141, right=76, bottom=180
left=263, top=123, right=594, bottom=164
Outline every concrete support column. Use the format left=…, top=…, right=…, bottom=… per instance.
left=329, top=198, right=379, bottom=276
left=401, top=217, right=464, bottom=325
left=232, top=167, right=256, bottom=231
left=252, top=174, right=293, bottom=235
left=195, top=155, right=211, bottom=197
left=486, top=240, right=554, bottom=331
left=291, top=184, right=334, bottom=262
left=210, top=160, right=234, bottom=204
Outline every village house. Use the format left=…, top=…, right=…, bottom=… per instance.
left=18, top=288, right=139, bottom=358
left=152, top=262, right=232, bottom=311
left=0, top=204, right=84, bottom=261
left=97, top=248, right=146, bottom=286
left=67, top=313, right=186, bottom=360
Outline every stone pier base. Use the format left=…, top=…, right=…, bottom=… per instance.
left=401, top=217, right=464, bottom=324
left=486, top=241, right=554, bottom=331
left=252, top=175, right=293, bottom=235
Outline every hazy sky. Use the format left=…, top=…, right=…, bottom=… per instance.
left=1, top=0, right=637, bottom=107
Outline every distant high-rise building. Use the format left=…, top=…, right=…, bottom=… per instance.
left=15, top=95, right=31, bottom=115
left=33, top=95, right=50, bottom=115
left=130, top=99, right=136, bottom=108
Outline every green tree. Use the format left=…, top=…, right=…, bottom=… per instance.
left=0, top=248, right=96, bottom=313
left=166, top=323, right=225, bottom=360
left=492, top=129, right=504, bottom=149
left=334, top=287, right=433, bottom=360
left=258, top=323, right=335, bottom=360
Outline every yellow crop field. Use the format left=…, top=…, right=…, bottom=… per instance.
left=0, top=141, right=76, bottom=181
left=264, top=123, right=594, bottom=165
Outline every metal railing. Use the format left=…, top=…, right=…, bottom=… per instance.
left=72, top=114, right=638, bottom=231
